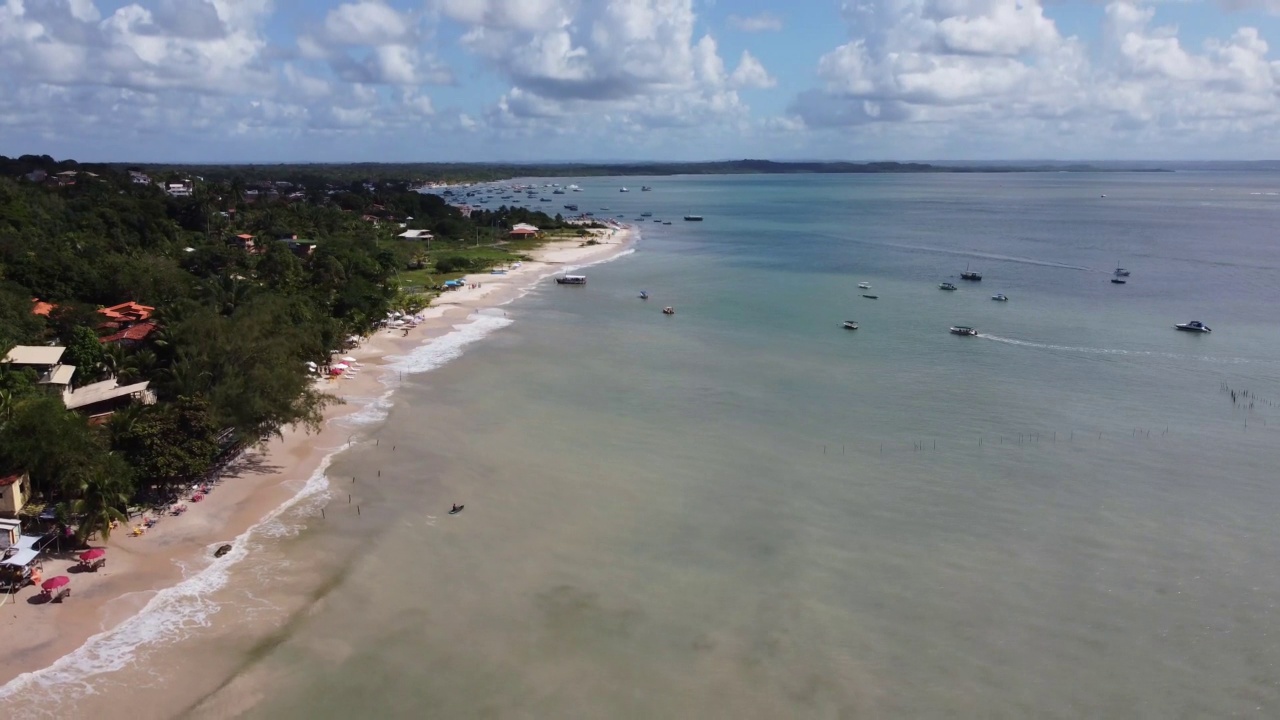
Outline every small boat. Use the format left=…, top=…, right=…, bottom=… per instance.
left=1175, top=321, right=1211, bottom=333
left=992, top=293, right=1008, bottom=301
left=1114, top=268, right=1130, bottom=277
left=842, top=321, right=859, bottom=330
left=448, top=505, right=465, bottom=515
left=949, top=326, right=978, bottom=336
left=555, top=275, right=587, bottom=285
left=641, top=186, right=652, bottom=191
left=684, top=215, right=703, bottom=221
left=862, top=294, right=879, bottom=299
left=564, top=204, right=578, bottom=211
left=1111, top=278, right=1126, bottom=284
left=662, top=221, right=672, bottom=225
left=641, top=212, right=652, bottom=217
left=639, top=291, right=649, bottom=300
left=960, top=264, right=982, bottom=281
left=858, top=282, right=871, bottom=289
left=553, top=189, right=565, bottom=194
left=662, top=307, right=675, bottom=315
left=620, top=187, right=630, bottom=192
left=940, top=282, right=957, bottom=291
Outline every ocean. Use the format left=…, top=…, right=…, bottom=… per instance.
left=7, top=172, right=1280, bottom=718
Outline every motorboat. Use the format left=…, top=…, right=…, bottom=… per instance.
left=555, top=275, right=587, bottom=285
left=858, top=282, right=871, bottom=289
left=960, top=264, right=982, bottom=281
left=684, top=215, right=703, bottom=221
left=1114, top=267, right=1130, bottom=277
left=842, top=321, right=859, bottom=330
left=862, top=294, right=879, bottom=299
left=662, top=307, right=675, bottom=315
left=1111, top=278, right=1127, bottom=284
left=992, top=293, right=1009, bottom=301
left=620, top=187, right=630, bottom=192
left=663, top=221, right=672, bottom=225
left=639, top=290, right=649, bottom=300
left=949, top=326, right=978, bottom=336
left=1175, top=321, right=1211, bottom=333
left=564, top=204, right=578, bottom=211
left=641, top=186, right=652, bottom=191
left=449, top=504, right=464, bottom=515
left=641, top=212, right=652, bottom=217
left=939, top=282, right=957, bottom=291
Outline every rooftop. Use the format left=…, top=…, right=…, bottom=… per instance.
left=99, top=301, right=154, bottom=324
left=3, top=345, right=66, bottom=366
left=100, top=321, right=158, bottom=344
left=39, top=364, right=76, bottom=386
left=63, top=379, right=151, bottom=410
left=31, top=299, right=54, bottom=316
left=0, top=473, right=24, bottom=488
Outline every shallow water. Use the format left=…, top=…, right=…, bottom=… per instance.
left=9, top=172, right=1280, bottom=719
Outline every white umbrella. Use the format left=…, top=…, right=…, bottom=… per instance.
left=333, top=362, right=349, bottom=370
left=304, top=361, right=317, bottom=368
left=341, top=356, right=357, bottom=363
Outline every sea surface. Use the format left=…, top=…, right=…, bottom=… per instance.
left=7, top=172, right=1280, bottom=719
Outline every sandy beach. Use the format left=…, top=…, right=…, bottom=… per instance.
left=0, top=228, right=634, bottom=692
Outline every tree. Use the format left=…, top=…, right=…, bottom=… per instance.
left=112, top=397, right=220, bottom=486
left=0, top=395, right=105, bottom=499
left=63, top=455, right=132, bottom=543
left=63, top=324, right=107, bottom=386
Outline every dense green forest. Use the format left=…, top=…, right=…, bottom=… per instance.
left=0, top=154, right=569, bottom=541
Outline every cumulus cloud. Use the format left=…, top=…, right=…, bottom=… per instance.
left=300, top=1, right=453, bottom=86
left=730, top=51, right=776, bottom=88
left=728, top=12, right=783, bottom=32
left=790, top=0, right=1280, bottom=155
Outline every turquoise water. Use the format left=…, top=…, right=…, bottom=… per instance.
left=22, top=173, right=1280, bottom=718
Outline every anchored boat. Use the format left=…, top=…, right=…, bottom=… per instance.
left=940, top=282, right=957, bottom=291
left=842, top=321, right=859, bottom=330
left=555, top=275, right=587, bottom=285
left=1175, top=320, right=1211, bottom=333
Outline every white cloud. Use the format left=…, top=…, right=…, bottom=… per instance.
left=728, top=12, right=783, bottom=32
left=730, top=51, right=776, bottom=89
left=791, top=0, right=1280, bottom=156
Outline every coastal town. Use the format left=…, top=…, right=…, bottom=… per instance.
left=0, top=154, right=631, bottom=680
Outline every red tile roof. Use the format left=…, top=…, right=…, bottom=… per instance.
left=99, top=301, right=154, bottom=323
left=99, top=321, right=158, bottom=344
left=0, top=473, right=24, bottom=488
left=31, top=299, right=54, bottom=316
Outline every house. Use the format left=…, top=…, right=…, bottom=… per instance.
left=0, top=473, right=31, bottom=518
left=278, top=234, right=318, bottom=257
left=62, top=378, right=155, bottom=420
left=2, top=345, right=75, bottom=394
left=397, top=229, right=433, bottom=241
left=30, top=298, right=54, bottom=316
left=229, top=233, right=257, bottom=252
left=129, top=170, right=151, bottom=185
left=98, top=302, right=158, bottom=346
left=166, top=179, right=194, bottom=197
left=509, top=223, right=540, bottom=238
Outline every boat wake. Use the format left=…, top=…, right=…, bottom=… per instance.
left=980, top=334, right=1253, bottom=364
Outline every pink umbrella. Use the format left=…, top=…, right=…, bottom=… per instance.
left=79, top=548, right=106, bottom=561
left=41, top=576, right=70, bottom=591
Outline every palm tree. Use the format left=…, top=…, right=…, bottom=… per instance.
left=65, top=466, right=131, bottom=543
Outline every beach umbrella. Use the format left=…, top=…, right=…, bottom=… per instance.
left=341, top=356, right=358, bottom=363
left=41, top=576, right=70, bottom=591
left=334, top=362, right=349, bottom=369
left=79, top=548, right=105, bottom=561
left=330, top=368, right=344, bottom=375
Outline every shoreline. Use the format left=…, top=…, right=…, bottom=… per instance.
left=0, top=228, right=636, bottom=696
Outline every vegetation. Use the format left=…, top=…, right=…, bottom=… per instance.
left=0, top=154, right=572, bottom=542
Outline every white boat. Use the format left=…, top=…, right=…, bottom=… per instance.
left=960, top=263, right=982, bottom=281
left=858, top=282, right=871, bottom=289
left=949, top=325, right=978, bottom=336
left=842, top=321, right=859, bottom=330
left=619, top=187, right=630, bottom=192
left=555, top=275, right=587, bottom=285
left=940, top=282, right=957, bottom=291
left=1174, top=321, right=1211, bottom=333
left=992, top=293, right=1008, bottom=301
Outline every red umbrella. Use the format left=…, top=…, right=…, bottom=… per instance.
left=41, top=576, right=70, bottom=591
left=79, top=548, right=106, bottom=561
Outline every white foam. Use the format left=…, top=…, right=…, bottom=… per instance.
left=981, top=334, right=1252, bottom=364
left=0, top=453, right=335, bottom=703
left=385, top=314, right=515, bottom=374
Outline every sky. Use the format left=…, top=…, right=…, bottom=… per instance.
left=2, top=0, right=1280, bottom=162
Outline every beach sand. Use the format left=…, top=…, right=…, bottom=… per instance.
left=0, top=229, right=633, bottom=691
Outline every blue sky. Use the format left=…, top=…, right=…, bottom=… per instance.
left=2, top=0, right=1280, bottom=162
